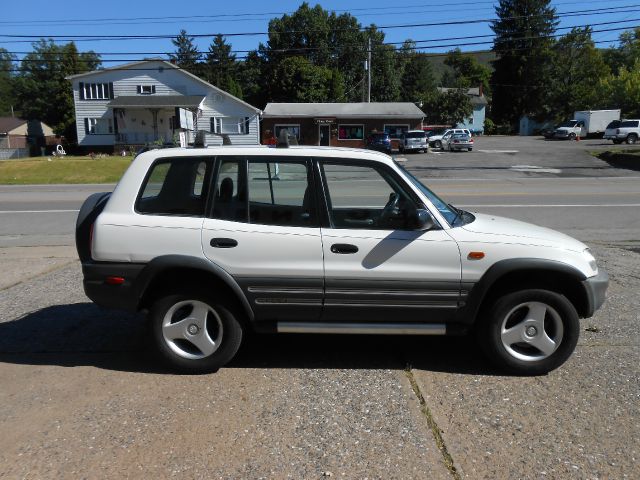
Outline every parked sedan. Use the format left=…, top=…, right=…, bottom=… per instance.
left=445, top=133, right=474, bottom=151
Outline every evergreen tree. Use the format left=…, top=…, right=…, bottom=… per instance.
left=491, top=0, right=558, bottom=126
left=170, top=29, right=201, bottom=73
left=0, top=49, right=16, bottom=116
left=205, top=34, right=240, bottom=97
left=399, top=42, right=436, bottom=103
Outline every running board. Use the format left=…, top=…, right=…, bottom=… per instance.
left=276, top=322, right=446, bottom=335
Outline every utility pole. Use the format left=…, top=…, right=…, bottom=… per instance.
left=367, top=36, right=372, bottom=103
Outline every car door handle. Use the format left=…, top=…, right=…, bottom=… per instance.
left=331, top=243, right=359, bottom=254
left=210, top=238, right=238, bottom=248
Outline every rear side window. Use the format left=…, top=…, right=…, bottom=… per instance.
left=210, top=157, right=317, bottom=227
left=620, top=120, right=639, bottom=128
left=137, top=157, right=212, bottom=216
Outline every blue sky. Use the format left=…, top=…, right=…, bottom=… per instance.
left=2, top=0, right=639, bottom=65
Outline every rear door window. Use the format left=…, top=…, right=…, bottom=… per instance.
left=137, top=157, right=212, bottom=216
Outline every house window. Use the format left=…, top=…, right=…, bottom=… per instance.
left=137, top=85, right=156, bottom=95
left=80, top=82, right=112, bottom=100
left=85, top=118, right=113, bottom=135
left=338, top=124, right=364, bottom=140
left=274, top=124, right=300, bottom=140
left=211, top=117, right=250, bottom=135
left=384, top=124, right=409, bottom=139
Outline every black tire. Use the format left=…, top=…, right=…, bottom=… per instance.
left=626, top=134, right=637, bottom=145
left=150, top=291, right=243, bottom=373
left=613, top=139, right=623, bottom=144
left=434, top=140, right=442, bottom=149
left=569, top=132, right=576, bottom=140
left=476, top=289, right=579, bottom=375
left=468, top=148, right=473, bottom=152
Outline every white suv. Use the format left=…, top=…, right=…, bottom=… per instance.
left=428, top=128, right=472, bottom=149
left=603, top=119, right=640, bottom=144
left=77, top=145, right=608, bottom=374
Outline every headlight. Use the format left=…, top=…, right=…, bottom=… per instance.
left=583, top=249, right=598, bottom=274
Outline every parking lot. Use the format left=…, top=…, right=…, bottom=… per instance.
left=1, top=136, right=639, bottom=478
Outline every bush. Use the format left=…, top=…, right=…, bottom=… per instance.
left=483, top=118, right=496, bottom=135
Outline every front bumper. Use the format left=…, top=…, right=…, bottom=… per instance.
left=582, top=269, right=609, bottom=318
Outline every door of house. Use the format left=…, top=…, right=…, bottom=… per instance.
left=319, top=124, right=330, bottom=146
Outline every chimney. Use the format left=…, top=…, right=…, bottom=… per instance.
left=478, top=84, right=483, bottom=97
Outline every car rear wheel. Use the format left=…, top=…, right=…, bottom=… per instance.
left=626, top=134, right=638, bottom=145
left=613, top=139, right=623, bottom=144
left=477, top=289, right=579, bottom=375
left=151, top=292, right=243, bottom=373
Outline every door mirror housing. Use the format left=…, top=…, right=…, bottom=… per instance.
left=415, top=209, right=436, bottom=230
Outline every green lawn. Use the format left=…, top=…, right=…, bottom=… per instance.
left=0, top=155, right=133, bottom=184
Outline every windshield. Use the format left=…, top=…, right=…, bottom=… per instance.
left=396, top=164, right=459, bottom=226
left=558, top=120, right=578, bottom=128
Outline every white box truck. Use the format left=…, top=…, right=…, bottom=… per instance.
left=554, top=109, right=621, bottom=139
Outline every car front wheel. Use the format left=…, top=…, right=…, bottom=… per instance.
left=151, top=292, right=243, bottom=373
left=434, top=140, right=442, bottom=149
left=477, top=289, right=579, bottom=375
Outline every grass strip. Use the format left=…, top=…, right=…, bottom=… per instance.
left=0, top=156, right=132, bottom=184
left=404, top=365, right=461, bottom=480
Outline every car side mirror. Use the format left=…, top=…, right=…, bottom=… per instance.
left=415, top=209, right=436, bottom=230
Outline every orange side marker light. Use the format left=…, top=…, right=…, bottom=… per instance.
left=468, top=252, right=485, bottom=260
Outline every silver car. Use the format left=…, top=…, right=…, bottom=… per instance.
left=445, top=133, right=474, bottom=151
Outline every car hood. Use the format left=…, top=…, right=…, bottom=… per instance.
left=459, top=213, right=586, bottom=252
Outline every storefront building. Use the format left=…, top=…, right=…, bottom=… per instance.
left=261, top=103, right=425, bottom=148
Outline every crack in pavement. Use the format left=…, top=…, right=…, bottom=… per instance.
left=404, top=364, right=462, bottom=480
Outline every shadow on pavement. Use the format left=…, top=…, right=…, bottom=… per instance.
left=596, top=150, right=640, bottom=172
left=0, top=303, right=503, bottom=375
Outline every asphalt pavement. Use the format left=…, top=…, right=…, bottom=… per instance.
left=0, top=136, right=639, bottom=478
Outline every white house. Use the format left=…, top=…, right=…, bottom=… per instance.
left=66, top=59, right=261, bottom=150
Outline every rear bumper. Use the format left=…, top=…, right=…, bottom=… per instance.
left=582, top=269, right=609, bottom=318
left=403, top=144, right=427, bottom=150
left=82, top=262, right=145, bottom=312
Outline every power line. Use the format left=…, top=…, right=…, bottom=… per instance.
left=7, top=23, right=636, bottom=65
left=4, top=17, right=639, bottom=56
left=0, top=4, right=638, bottom=42
left=0, top=36, right=628, bottom=73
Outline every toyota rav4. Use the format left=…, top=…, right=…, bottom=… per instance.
left=77, top=145, right=608, bottom=375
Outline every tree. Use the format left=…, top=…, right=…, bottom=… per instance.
left=238, top=49, right=268, bottom=108
left=368, top=27, right=401, bottom=102
left=0, top=48, right=16, bottom=116
left=442, top=48, right=491, bottom=96
left=170, top=29, right=201, bottom=73
left=271, top=56, right=338, bottom=102
left=422, top=89, right=473, bottom=125
left=607, top=27, right=640, bottom=73
left=205, top=34, right=242, bottom=97
left=491, top=0, right=558, bottom=126
left=546, top=28, right=610, bottom=120
left=262, top=3, right=366, bottom=102
left=398, top=42, right=436, bottom=103
left=14, top=40, right=100, bottom=140
left=598, top=60, right=640, bottom=118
